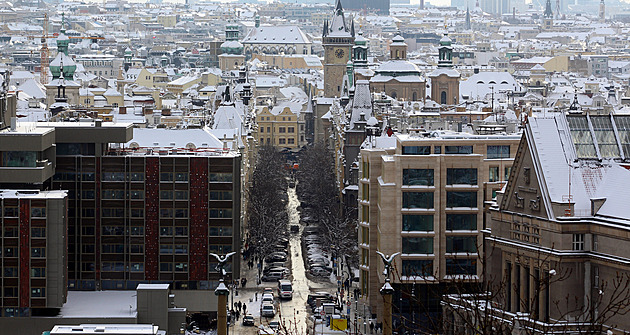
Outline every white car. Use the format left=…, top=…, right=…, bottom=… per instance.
left=262, top=293, right=274, bottom=304
left=261, top=303, right=276, bottom=317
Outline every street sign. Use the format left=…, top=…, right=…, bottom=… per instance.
left=346, top=300, right=351, bottom=306
left=320, top=309, right=326, bottom=316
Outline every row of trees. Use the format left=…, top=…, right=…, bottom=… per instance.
left=246, top=145, right=289, bottom=263
left=295, top=142, right=358, bottom=274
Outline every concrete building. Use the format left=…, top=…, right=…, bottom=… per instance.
left=359, top=131, right=520, bottom=331
left=0, top=121, right=242, bottom=315
left=0, top=190, right=68, bottom=317
left=444, top=113, right=630, bottom=333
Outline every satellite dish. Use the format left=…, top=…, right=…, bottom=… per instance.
left=185, top=143, right=196, bottom=150
left=129, top=142, right=139, bottom=149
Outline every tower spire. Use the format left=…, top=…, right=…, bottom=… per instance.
left=544, top=0, right=553, bottom=19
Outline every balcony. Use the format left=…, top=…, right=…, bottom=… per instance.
left=0, top=160, right=54, bottom=183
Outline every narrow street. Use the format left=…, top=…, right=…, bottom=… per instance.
left=228, top=184, right=335, bottom=335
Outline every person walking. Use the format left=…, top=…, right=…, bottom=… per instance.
left=243, top=303, right=247, bottom=315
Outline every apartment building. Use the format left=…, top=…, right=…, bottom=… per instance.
left=358, top=131, right=520, bottom=330
left=0, top=120, right=242, bottom=314
left=0, top=190, right=67, bottom=317
left=255, top=104, right=306, bottom=149
left=445, top=114, right=630, bottom=333
left=75, top=55, right=123, bottom=79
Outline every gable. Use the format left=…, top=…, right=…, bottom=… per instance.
left=500, top=134, right=550, bottom=219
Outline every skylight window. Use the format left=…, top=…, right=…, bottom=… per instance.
left=614, top=116, right=630, bottom=158
left=590, top=116, right=620, bottom=158
left=567, top=115, right=598, bottom=159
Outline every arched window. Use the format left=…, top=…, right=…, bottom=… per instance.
left=412, top=92, right=418, bottom=101
left=391, top=91, right=397, bottom=99
left=396, top=50, right=400, bottom=59
left=441, top=91, right=447, bottom=104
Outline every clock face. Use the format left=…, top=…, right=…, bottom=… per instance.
left=335, top=49, right=345, bottom=59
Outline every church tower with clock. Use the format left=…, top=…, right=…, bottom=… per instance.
left=323, top=0, right=355, bottom=98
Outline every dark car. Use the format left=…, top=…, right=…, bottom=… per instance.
left=242, top=314, right=255, bottom=326
left=265, top=254, right=287, bottom=263
left=261, top=271, right=284, bottom=282
left=307, top=292, right=334, bottom=308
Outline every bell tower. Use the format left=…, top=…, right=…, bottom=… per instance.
left=323, top=0, right=355, bottom=98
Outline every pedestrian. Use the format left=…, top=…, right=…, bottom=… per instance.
left=369, top=321, right=374, bottom=334
left=236, top=309, right=240, bottom=321
left=243, top=304, right=247, bottom=314
left=241, top=278, right=246, bottom=287
left=238, top=301, right=242, bottom=312
left=255, top=292, right=258, bottom=301
left=243, top=278, right=247, bottom=287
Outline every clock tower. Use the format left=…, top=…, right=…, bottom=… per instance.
left=323, top=0, right=355, bottom=98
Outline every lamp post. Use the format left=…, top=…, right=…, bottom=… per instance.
left=380, top=279, right=395, bottom=335
left=215, top=280, right=229, bottom=335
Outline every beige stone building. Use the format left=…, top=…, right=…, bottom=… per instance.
left=359, top=131, right=520, bottom=327
left=255, top=104, right=306, bottom=149
left=444, top=113, right=630, bottom=334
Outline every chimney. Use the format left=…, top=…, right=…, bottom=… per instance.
left=119, top=106, right=127, bottom=114
left=95, top=119, right=102, bottom=127
left=10, top=117, right=17, bottom=131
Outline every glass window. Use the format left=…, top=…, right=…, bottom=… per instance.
left=81, top=190, right=95, bottom=199
left=31, top=268, right=46, bottom=278
left=130, top=226, right=144, bottom=236
left=573, top=234, right=585, bottom=251
left=130, top=263, right=144, bottom=272
left=4, top=287, right=18, bottom=297
left=31, top=207, right=46, bottom=218
left=129, top=244, right=144, bottom=254
left=402, top=215, right=433, bottom=231
left=1, top=151, right=37, bottom=167
left=210, top=191, right=233, bottom=200
left=160, top=263, right=173, bottom=272
left=4, top=227, right=18, bottom=237
left=4, top=267, right=17, bottom=277
left=102, top=226, right=124, bottom=235
left=174, top=191, right=188, bottom=200
left=175, top=263, right=188, bottom=272
left=446, top=236, right=477, bottom=253
left=210, top=173, right=233, bottom=182
left=82, top=226, right=95, bottom=235
left=505, top=167, right=512, bottom=181
left=402, top=146, right=431, bottom=155
left=403, top=169, right=434, bottom=186
left=130, top=208, right=144, bottom=217
left=446, top=214, right=477, bottom=230
left=102, top=172, right=125, bottom=181
left=210, top=208, right=232, bottom=218
left=130, top=190, right=144, bottom=199
left=160, top=244, right=173, bottom=254
left=174, top=244, right=188, bottom=254
left=160, top=172, right=173, bottom=182
left=614, top=116, right=630, bottom=158
left=160, top=190, right=173, bottom=200
left=446, top=259, right=477, bottom=275
left=402, top=192, right=434, bottom=209
left=591, top=116, right=620, bottom=158
left=567, top=115, right=598, bottom=159
left=489, top=167, right=499, bottom=182
left=209, top=227, right=233, bottom=236
left=160, top=208, right=173, bottom=218
left=129, top=172, right=144, bottom=181
left=175, top=209, right=188, bottom=218
left=445, top=146, right=473, bottom=154
left=446, top=191, right=477, bottom=208
left=160, top=227, right=173, bottom=236
left=82, top=244, right=95, bottom=253
left=31, top=247, right=46, bottom=258
left=3, top=207, right=18, bottom=217
left=102, top=208, right=124, bottom=217
left=82, top=208, right=95, bottom=217
left=447, top=168, right=478, bottom=185
left=102, top=190, right=124, bottom=199
left=175, top=227, right=188, bottom=236
left=487, top=145, right=510, bottom=159
left=102, top=244, right=124, bottom=253
left=434, top=146, right=441, bottom=154
left=402, top=237, right=433, bottom=254
left=4, top=247, right=16, bottom=257
left=175, top=173, right=188, bottom=182
left=401, top=260, right=433, bottom=276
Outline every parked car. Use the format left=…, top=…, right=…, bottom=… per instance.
left=265, top=252, right=287, bottom=263
left=310, top=267, right=332, bottom=277
left=309, top=263, right=332, bottom=271
left=262, top=293, right=274, bottom=304
left=243, top=314, right=255, bottom=326
left=268, top=320, right=280, bottom=330
left=307, top=292, right=334, bottom=308
left=261, top=303, right=276, bottom=317
left=263, top=287, right=274, bottom=295
left=262, top=271, right=284, bottom=282
left=263, top=267, right=290, bottom=276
